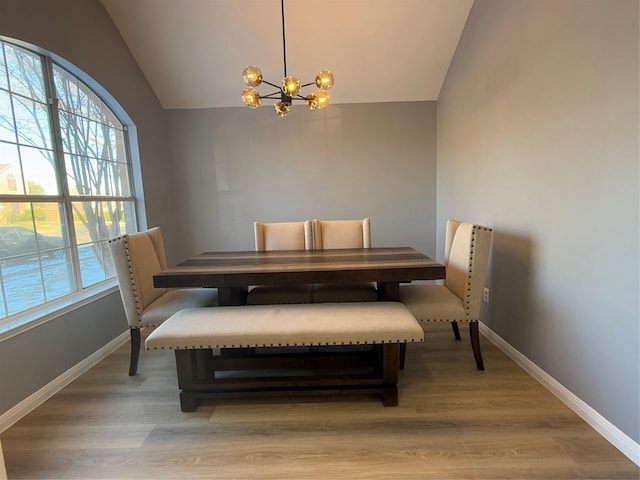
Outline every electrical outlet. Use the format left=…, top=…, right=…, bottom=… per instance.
left=483, top=287, right=490, bottom=303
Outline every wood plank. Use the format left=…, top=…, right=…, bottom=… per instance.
left=153, top=247, right=446, bottom=289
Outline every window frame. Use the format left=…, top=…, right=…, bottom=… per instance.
left=0, top=36, right=147, bottom=340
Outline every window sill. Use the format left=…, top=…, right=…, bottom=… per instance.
left=0, top=280, right=119, bottom=343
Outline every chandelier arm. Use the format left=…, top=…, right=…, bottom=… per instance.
left=261, top=90, right=284, bottom=99
left=300, top=82, right=315, bottom=88
left=262, top=80, right=281, bottom=89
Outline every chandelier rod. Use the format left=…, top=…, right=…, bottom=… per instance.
left=281, top=0, right=288, bottom=78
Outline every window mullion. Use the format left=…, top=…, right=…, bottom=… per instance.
left=43, top=56, right=81, bottom=291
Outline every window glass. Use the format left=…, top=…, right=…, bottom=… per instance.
left=12, top=95, right=53, bottom=149
left=0, top=142, right=24, bottom=194
left=0, top=39, right=138, bottom=321
left=0, top=45, right=8, bottom=91
left=65, top=155, right=131, bottom=197
left=4, top=43, right=46, bottom=103
left=20, top=145, right=58, bottom=195
left=0, top=90, right=15, bottom=142
left=72, top=200, right=134, bottom=288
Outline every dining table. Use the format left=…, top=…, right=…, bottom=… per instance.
left=151, top=246, right=445, bottom=407
left=153, top=246, right=446, bottom=305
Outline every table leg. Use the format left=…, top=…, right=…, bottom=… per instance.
left=218, top=286, right=248, bottom=306
left=377, top=282, right=408, bottom=370
left=377, top=282, right=399, bottom=301
left=217, top=287, right=253, bottom=357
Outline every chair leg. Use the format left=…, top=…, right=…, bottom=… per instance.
left=451, top=321, right=461, bottom=340
left=129, top=328, right=141, bottom=376
left=399, top=343, right=406, bottom=370
left=469, top=322, right=485, bottom=370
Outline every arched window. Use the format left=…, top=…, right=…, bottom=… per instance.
left=0, top=39, right=138, bottom=321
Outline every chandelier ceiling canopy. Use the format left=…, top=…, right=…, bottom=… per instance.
left=241, top=0, right=335, bottom=117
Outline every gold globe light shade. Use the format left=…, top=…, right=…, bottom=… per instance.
left=314, top=91, right=330, bottom=109
left=275, top=100, right=291, bottom=117
left=282, top=76, right=301, bottom=97
left=304, top=94, right=318, bottom=109
left=242, top=88, right=262, bottom=109
left=304, top=91, right=330, bottom=110
left=315, top=70, right=334, bottom=91
left=242, top=66, right=263, bottom=87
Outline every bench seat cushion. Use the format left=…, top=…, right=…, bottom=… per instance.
left=145, top=302, right=423, bottom=350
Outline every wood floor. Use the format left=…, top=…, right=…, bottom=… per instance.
left=2, top=324, right=638, bottom=479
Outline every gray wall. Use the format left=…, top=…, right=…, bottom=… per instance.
left=0, top=294, right=124, bottom=412
left=0, top=0, right=173, bottom=415
left=165, top=102, right=438, bottom=261
left=437, top=0, right=639, bottom=443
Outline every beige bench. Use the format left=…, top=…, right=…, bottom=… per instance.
left=145, top=302, right=423, bottom=411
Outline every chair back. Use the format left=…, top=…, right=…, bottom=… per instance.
left=443, top=219, right=462, bottom=268
left=445, top=222, right=493, bottom=321
left=312, top=218, right=371, bottom=249
left=254, top=221, right=313, bottom=251
left=108, top=227, right=168, bottom=328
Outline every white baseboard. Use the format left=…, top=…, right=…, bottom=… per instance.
left=480, top=322, right=640, bottom=466
left=0, top=331, right=129, bottom=434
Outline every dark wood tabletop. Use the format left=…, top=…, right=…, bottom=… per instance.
left=153, top=247, right=445, bottom=305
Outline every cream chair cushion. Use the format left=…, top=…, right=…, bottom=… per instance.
left=400, top=222, right=493, bottom=323
left=312, top=218, right=371, bottom=249
left=109, top=227, right=218, bottom=329
left=255, top=221, right=312, bottom=251
left=397, top=284, right=465, bottom=321
left=444, top=219, right=462, bottom=269
left=399, top=221, right=492, bottom=370
left=311, top=218, right=377, bottom=303
left=139, top=288, right=218, bottom=328
left=247, top=220, right=313, bottom=305
left=109, top=227, right=218, bottom=375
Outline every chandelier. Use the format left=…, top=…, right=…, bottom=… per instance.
left=241, top=0, right=335, bottom=117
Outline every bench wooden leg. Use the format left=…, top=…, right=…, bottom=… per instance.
left=174, top=349, right=212, bottom=412
left=179, top=392, right=200, bottom=412
left=382, top=343, right=399, bottom=406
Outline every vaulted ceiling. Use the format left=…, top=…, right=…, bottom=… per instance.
left=99, top=0, right=473, bottom=109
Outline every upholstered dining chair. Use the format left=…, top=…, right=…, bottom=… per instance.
left=245, top=220, right=314, bottom=305
left=311, top=218, right=378, bottom=303
left=109, top=227, right=218, bottom=376
left=399, top=220, right=493, bottom=370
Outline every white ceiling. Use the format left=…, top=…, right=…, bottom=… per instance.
left=99, top=0, right=473, bottom=109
